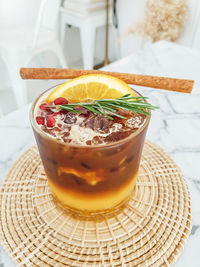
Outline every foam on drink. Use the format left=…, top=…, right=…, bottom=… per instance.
left=34, top=90, right=146, bottom=146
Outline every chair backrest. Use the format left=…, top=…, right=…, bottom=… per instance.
left=0, top=0, right=61, bottom=47
left=0, top=0, right=41, bottom=28
left=39, top=0, right=61, bottom=30
left=33, top=0, right=61, bottom=47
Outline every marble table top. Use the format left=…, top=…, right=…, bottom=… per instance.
left=0, top=41, right=200, bottom=266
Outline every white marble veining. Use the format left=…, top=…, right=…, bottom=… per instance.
left=0, top=41, right=200, bottom=266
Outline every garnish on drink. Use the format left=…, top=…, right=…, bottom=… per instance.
left=35, top=74, right=157, bottom=145
left=31, top=74, right=157, bottom=213
left=52, top=94, right=156, bottom=118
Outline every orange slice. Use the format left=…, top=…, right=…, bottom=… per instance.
left=46, top=74, right=135, bottom=103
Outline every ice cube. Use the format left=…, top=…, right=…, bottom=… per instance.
left=64, top=112, right=77, bottom=124
left=91, top=136, right=104, bottom=145
left=111, top=123, right=122, bottom=132
left=83, top=115, right=110, bottom=133
left=125, top=115, right=145, bottom=129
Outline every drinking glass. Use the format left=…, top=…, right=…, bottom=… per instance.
left=30, top=86, right=150, bottom=215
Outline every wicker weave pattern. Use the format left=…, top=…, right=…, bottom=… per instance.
left=0, top=141, right=191, bottom=266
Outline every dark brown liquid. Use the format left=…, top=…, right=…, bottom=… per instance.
left=34, top=127, right=147, bottom=194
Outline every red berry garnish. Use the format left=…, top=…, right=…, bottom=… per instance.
left=74, top=106, right=87, bottom=113
left=46, top=115, right=56, bottom=127
left=79, top=111, right=92, bottom=118
left=52, top=111, right=61, bottom=117
left=39, top=103, right=52, bottom=112
left=36, top=116, right=45, bottom=125
left=39, top=103, right=48, bottom=110
left=54, top=97, right=68, bottom=105
left=61, top=109, right=69, bottom=114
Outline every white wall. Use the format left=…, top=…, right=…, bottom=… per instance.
left=117, top=0, right=146, bottom=58
left=116, top=0, right=200, bottom=57
left=177, top=0, right=200, bottom=49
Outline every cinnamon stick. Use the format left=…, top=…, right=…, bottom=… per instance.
left=20, top=68, right=194, bottom=93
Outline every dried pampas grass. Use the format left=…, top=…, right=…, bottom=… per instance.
left=128, top=0, right=188, bottom=42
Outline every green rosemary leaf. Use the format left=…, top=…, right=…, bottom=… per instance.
left=100, top=104, right=127, bottom=119
left=81, top=105, right=101, bottom=115
left=57, top=94, right=159, bottom=120
left=59, top=105, right=78, bottom=113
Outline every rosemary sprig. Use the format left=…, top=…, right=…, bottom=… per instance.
left=55, top=94, right=159, bottom=120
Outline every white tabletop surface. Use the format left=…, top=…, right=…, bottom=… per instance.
left=0, top=41, right=200, bottom=266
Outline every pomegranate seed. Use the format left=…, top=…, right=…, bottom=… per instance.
left=39, top=103, right=52, bottom=112
left=79, top=113, right=88, bottom=118
left=79, top=111, right=92, bottom=118
left=39, top=103, right=47, bottom=110
left=61, top=109, right=69, bottom=114
left=54, top=97, right=68, bottom=105
left=52, top=111, right=61, bottom=117
left=46, top=115, right=56, bottom=127
left=74, top=106, right=87, bottom=113
left=36, top=116, right=45, bottom=125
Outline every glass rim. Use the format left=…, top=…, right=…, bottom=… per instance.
left=30, top=84, right=151, bottom=148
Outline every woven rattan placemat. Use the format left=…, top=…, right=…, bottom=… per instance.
left=0, top=141, right=191, bottom=266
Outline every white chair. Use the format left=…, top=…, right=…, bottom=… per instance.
left=60, top=1, right=114, bottom=69
left=0, top=0, right=67, bottom=108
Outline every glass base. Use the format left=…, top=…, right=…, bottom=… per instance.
left=47, top=173, right=138, bottom=219
left=52, top=191, right=133, bottom=220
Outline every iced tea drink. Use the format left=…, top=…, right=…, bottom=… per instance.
left=31, top=80, right=150, bottom=214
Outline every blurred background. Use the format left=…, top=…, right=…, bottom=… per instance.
left=0, top=0, right=200, bottom=116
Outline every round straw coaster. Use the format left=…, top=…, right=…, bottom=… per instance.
left=0, top=141, right=191, bottom=266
